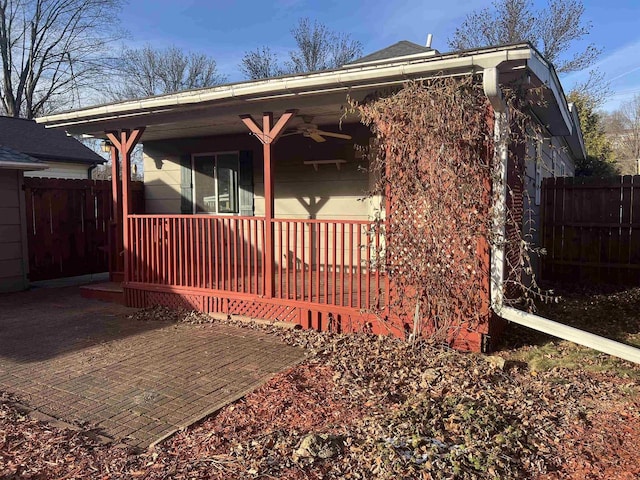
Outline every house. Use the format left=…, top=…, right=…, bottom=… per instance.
left=0, top=116, right=104, bottom=179
left=0, top=146, right=47, bottom=292
left=605, top=126, right=640, bottom=175
left=36, top=41, right=585, bottom=351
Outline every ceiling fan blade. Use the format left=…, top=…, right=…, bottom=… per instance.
left=309, top=132, right=326, bottom=143
left=280, top=131, right=300, bottom=138
left=315, top=130, right=352, bottom=140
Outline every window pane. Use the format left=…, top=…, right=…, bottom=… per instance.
left=217, top=153, right=238, bottom=213
left=194, top=155, right=216, bottom=213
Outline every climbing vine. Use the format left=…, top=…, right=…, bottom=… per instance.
left=352, top=76, right=550, bottom=344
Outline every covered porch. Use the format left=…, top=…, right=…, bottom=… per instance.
left=72, top=96, right=392, bottom=333
left=38, top=44, right=549, bottom=349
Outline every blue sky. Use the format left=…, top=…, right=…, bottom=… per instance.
left=120, top=0, right=640, bottom=112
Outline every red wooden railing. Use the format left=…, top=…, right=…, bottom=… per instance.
left=128, top=215, right=266, bottom=295
left=272, top=219, right=384, bottom=309
left=127, top=215, right=384, bottom=309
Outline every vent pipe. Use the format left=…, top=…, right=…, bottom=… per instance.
left=426, top=34, right=433, bottom=48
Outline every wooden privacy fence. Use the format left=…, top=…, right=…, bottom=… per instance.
left=541, top=176, right=640, bottom=284
left=24, top=178, right=144, bottom=281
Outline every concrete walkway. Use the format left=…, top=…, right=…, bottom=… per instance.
left=0, top=286, right=305, bottom=449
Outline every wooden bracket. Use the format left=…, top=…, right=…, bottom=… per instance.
left=240, top=110, right=297, bottom=144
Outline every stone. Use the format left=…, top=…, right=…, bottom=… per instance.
left=294, top=433, right=344, bottom=459
left=485, top=355, right=506, bottom=370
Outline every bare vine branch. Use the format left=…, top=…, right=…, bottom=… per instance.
left=351, top=78, right=555, bottom=344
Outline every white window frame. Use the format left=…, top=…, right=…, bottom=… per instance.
left=191, top=151, right=240, bottom=215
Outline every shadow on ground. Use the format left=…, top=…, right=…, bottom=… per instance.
left=0, top=286, right=160, bottom=363
left=0, top=286, right=306, bottom=449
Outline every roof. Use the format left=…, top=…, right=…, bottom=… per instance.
left=347, top=40, right=434, bottom=65
left=0, top=116, right=104, bottom=165
left=35, top=41, right=585, bottom=160
left=0, top=145, right=48, bottom=170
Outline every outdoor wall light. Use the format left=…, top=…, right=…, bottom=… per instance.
left=101, top=139, right=113, bottom=153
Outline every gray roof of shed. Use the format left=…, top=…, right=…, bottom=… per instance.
left=347, top=40, right=433, bottom=64
left=0, top=145, right=47, bottom=169
left=0, top=116, right=104, bottom=165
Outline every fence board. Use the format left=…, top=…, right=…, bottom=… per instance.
left=541, top=176, right=640, bottom=285
left=23, top=178, right=144, bottom=281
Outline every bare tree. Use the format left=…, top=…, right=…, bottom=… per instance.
left=239, top=18, right=362, bottom=79
left=108, top=44, right=226, bottom=100
left=0, top=0, right=124, bottom=119
left=287, top=18, right=362, bottom=73
left=605, top=95, right=640, bottom=174
left=240, top=46, right=283, bottom=80
left=449, top=0, right=599, bottom=73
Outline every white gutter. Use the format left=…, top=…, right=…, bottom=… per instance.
left=483, top=67, right=640, bottom=365
left=484, top=67, right=509, bottom=314
left=0, top=161, right=48, bottom=170
left=37, top=46, right=536, bottom=128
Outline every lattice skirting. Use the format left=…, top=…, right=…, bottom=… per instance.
left=124, top=286, right=378, bottom=334
left=123, top=286, right=487, bottom=351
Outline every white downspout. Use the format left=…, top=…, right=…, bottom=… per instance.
left=483, top=67, right=640, bottom=365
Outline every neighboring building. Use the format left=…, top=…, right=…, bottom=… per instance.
left=0, top=146, right=47, bottom=292
left=37, top=41, right=585, bottom=351
left=0, top=116, right=104, bottom=179
left=606, top=127, right=640, bottom=175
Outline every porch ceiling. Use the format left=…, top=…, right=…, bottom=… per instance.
left=66, top=91, right=363, bottom=142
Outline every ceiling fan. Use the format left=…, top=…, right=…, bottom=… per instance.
left=281, top=116, right=352, bottom=143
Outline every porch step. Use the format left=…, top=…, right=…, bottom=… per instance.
left=110, top=271, right=124, bottom=283
left=80, top=282, right=125, bottom=305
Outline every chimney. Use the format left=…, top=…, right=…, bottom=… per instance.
left=426, top=33, right=433, bottom=48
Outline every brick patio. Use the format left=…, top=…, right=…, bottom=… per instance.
left=0, top=286, right=305, bottom=449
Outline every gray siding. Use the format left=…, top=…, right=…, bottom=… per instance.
left=0, top=169, right=29, bottom=292
left=523, top=132, right=577, bottom=279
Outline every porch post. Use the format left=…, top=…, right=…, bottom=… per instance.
left=106, top=128, right=145, bottom=283
left=263, top=114, right=275, bottom=299
left=109, top=145, right=122, bottom=278
left=240, top=110, right=297, bottom=298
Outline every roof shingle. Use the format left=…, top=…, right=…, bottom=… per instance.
left=0, top=145, right=46, bottom=169
left=347, top=40, right=433, bottom=65
left=0, top=116, right=104, bottom=165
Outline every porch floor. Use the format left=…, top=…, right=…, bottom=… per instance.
left=0, top=286, right=305, bottom=449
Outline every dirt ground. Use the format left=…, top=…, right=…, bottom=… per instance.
left=2, top=287, right=640, bottom=479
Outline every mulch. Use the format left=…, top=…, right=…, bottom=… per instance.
left=2, top=290, right=640, bottom=479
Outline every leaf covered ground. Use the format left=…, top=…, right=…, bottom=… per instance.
left=2, top=288, right=640, bottom=479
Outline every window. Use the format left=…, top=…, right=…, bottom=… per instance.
left=192, top=152, right=239, bottom=214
